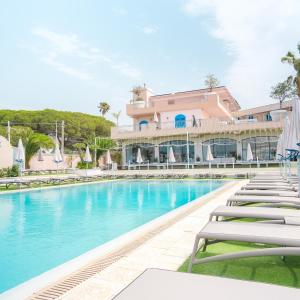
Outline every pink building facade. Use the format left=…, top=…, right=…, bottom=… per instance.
left=112, top=85, right=291, bottom=167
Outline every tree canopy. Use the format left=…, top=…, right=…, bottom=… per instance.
left=270, top=77, right=297, bottom=107
left=0, top=109, right=114, bottom=151
left=204, top=74, right=220, bottom=91
left=98, top=102, right=111, bottom=116
left=281, top=43, right=300, bottom=97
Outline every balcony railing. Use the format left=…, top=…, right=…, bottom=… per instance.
left=111, top=118, right=283, bottom=139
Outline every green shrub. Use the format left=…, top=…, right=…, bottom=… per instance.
left=76, top=161, right=93, bottom=169
left=0, top=168, right=6, bottom=178
left=0, top=165, right=20, bottom=177
left=8, top=165, right=20, bottom=177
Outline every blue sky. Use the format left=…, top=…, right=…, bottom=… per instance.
left=1, top=0, right=299, bottom=124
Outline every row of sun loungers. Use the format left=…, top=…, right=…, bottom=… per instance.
left=114, top=170, right=300, bottom=299
left=189, top=171, right=300, bottom=272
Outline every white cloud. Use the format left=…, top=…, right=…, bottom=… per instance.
left=28, top=28, right=141, bottom=80
left=184, top=0, right=300, bottom=108
left=42, top=53, right=93, bottom=81
left=142, top=26, right=158, bottom=34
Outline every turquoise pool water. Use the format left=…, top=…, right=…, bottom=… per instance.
left=0, top=180, right=223, bottom=292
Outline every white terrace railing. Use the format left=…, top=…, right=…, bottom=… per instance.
left=111, top=118, right=284, bottom=139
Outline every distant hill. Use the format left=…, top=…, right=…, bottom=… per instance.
left=0, top=109, right=114, bottom=150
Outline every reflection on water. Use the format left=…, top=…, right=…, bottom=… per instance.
left=0, top=199, right=13, bottom=231
left=137, top=189, right=144, bottom=209
left=107, top=188, right=113, bottom=208
left=85, top=197, right=92, bottom=214
left=170, top=191, right=177, bottom=208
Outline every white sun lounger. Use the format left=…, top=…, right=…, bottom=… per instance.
left=227, top=195, right=300, bottom=207
left=247, top=182, right=296, bottom=187
left=188, top=222, right=300, bottom=272
left=242, top=184, right=297, bottom=191
left=251, top=178, right=298, bottom=183
left=236, top=189, right=299, bottom=197
left=112, top=268, right=300, bottom=300
left=211, top=205, right=300, bottom=223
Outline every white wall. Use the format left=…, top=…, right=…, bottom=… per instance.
left=0, top=136, right=14, bottom=168
left=160, top=109, right=204, bottom=129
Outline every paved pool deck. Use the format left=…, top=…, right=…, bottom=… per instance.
left=55, top=180, right=247, bottom=300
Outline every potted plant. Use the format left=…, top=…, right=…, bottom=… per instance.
left=131, top=86, right=146, bottom=108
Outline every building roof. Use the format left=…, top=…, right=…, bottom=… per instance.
left=151, top=86, right=227, bottom=97
left=232, top=100, right=293, bottom=117
left=149, top=86, right=241, bottom=112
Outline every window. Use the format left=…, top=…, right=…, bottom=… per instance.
left=265, top=113, right=272, bottom=121
left=248, top=115, right=254, bottom=120
left=126, top=143, right=155, bottom=164
left=159, top=140, right=194, bottom=163
left=202, top=139, right=237, bottom=160
left=139, top=120, right=148, bottom=130
left=241, top=136, right=277, bottom=161
left=174, top=114, right=186, bottom=128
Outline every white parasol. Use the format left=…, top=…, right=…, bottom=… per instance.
left=84, top=145, right=92, bottom=163
left=15, top=138, right=25, bottom=172
left=246, top=143, right=253, bottom=161
left=106, top=150, right=112, bottom=165
left=168, top=146, right=176, bottom=163
left=136, top=148, right=143, bottom=164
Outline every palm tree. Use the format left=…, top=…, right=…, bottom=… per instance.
left=24, top=133, right=54, bottom=168
left=281, top=43, right=300, bottom=97
left=73, top=142, right=86, bottom=161
left=98, top=102, right=110, bottom=116
left=10, top=127, right=54, bottom=168
left=112, top=111, right=121, bottom=126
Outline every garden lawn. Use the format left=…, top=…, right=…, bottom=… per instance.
left=178, top=240, right=300, bottom=288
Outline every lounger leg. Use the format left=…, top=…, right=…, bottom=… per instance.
left=188, top=234, right=202, bottom=273
left=203, top=239, right=208, bottom=252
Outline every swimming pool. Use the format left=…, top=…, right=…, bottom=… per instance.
left=0, top=180, right=223, bottom=293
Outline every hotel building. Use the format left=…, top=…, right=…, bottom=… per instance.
left=111, top=85, right=291, bottom=167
